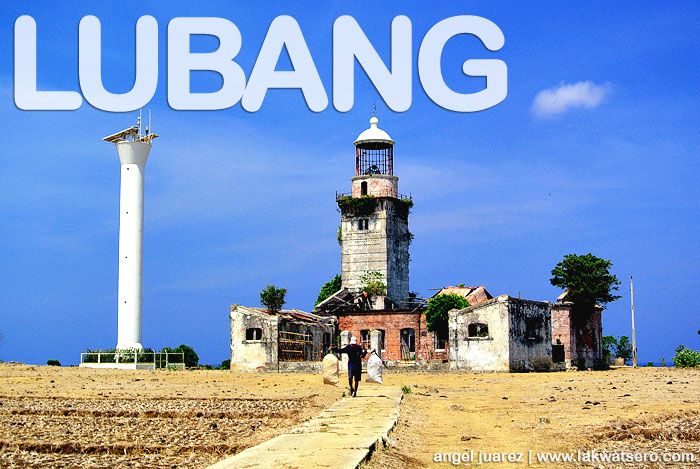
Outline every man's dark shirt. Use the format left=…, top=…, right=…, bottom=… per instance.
left=337, top=344, right=367, bottom=367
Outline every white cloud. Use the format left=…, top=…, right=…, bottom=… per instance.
left=532, top=81, right=611, bottom=117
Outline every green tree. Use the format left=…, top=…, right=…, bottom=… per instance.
left=260, top=284, right=287, bottom=313
left=425, top=293, right=469, bottom=338
left=616, top=336, right=633, bottom=363
left=602, top=335, right=618, bottom=364
left=46, top=359, right=61, bottom=366
left=316, top=274, right=342, bottom=305
left=361, top=271, right=386, bottom=297
left=550, top=253, right=621, bottom=312
left=174, top=344, right=199, bottom=368
left=220, top=359, right=231, bottom=370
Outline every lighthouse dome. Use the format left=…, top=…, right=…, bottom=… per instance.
left=354, top=117, right=395, bottom=146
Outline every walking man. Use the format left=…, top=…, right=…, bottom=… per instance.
left=333, top=336, right=367, bottom=397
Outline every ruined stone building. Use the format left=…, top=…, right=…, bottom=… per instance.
left=551, top=291, right=604, bottom=369
left=229, top=118, right=604, bottom=372
left=449, top=295, right=557, bottom=372
left=229, top=305, right=334, bottom=371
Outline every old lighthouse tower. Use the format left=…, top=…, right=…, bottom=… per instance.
left=337, top=117, right=412, bottom=309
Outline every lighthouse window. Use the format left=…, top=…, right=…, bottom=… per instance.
left=360, top=181, right=368, bottom=196
left=358, top=219, right=369, bottom=230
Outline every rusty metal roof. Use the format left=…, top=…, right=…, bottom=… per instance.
left=231, top=305, right=334, bottom=325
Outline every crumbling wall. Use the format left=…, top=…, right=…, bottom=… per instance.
left=551, top=303, right=603, bottom=369
left=552, top=303, right=577, bottom=368
left=572, top=309, right=603, bottom=369
left=384, top=200, right=410, bottom=305
left=229, top=306, right=278, bottom=371
left=448, top=299, right=510, bottom=371
left=507, top=298, right=553, bottom=372
left=340, top=198, right=410, bottom=308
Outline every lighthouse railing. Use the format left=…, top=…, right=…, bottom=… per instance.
left=335, top=191, right=412, bottom=201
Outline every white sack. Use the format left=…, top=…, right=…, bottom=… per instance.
left=366, top=353, right=383, bottom=384
left=322, top=353, right=339, bottom=385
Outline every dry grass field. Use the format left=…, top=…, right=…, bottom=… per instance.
left=1, top=364, right=698, bottom=468
left=0, top=363, right=340, bottom=467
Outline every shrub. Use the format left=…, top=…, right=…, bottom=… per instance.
left=401, top=385, right=412, bottom=394
left=361, top=271, right=386, bottom=297
left=220, top=359, right=231, bottom=370
left=673, top=346, right=700, bottom=368
left=46, top=359, right=61, bottom=366
left=531, top=357, right=552, bottom=372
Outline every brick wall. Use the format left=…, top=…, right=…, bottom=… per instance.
left=551, top=302, right=603, bottom=369
left=337, top=311, right=433, bottom=361
left=552, top=303, right=576, bottom=366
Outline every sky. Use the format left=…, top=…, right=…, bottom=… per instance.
left=0, top=1, right=698, bottom=366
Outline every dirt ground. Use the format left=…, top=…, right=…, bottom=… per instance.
left=365, top=367, right=700, bottom=468
left=1, top=364, right=698, bottom=468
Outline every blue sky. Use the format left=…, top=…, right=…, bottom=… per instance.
left=0, top=1, right=698, bottom=366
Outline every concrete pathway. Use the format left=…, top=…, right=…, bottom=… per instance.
left=208, top=386, right=403, bottom=469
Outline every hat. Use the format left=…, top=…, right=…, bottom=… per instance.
left=350, top=337, right=357, bottom=344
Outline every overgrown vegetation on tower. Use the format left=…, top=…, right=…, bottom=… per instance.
left=337, top=195, right=378, bottom=216
left=361, top=271, right=387, bottom=297
left=336, top=194, right=413, bottom=218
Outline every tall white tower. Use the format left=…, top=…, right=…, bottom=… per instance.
left=103, top=118, right=158, bottom=350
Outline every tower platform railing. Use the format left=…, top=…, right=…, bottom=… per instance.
left=335, top=191, right=412, bottom=201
